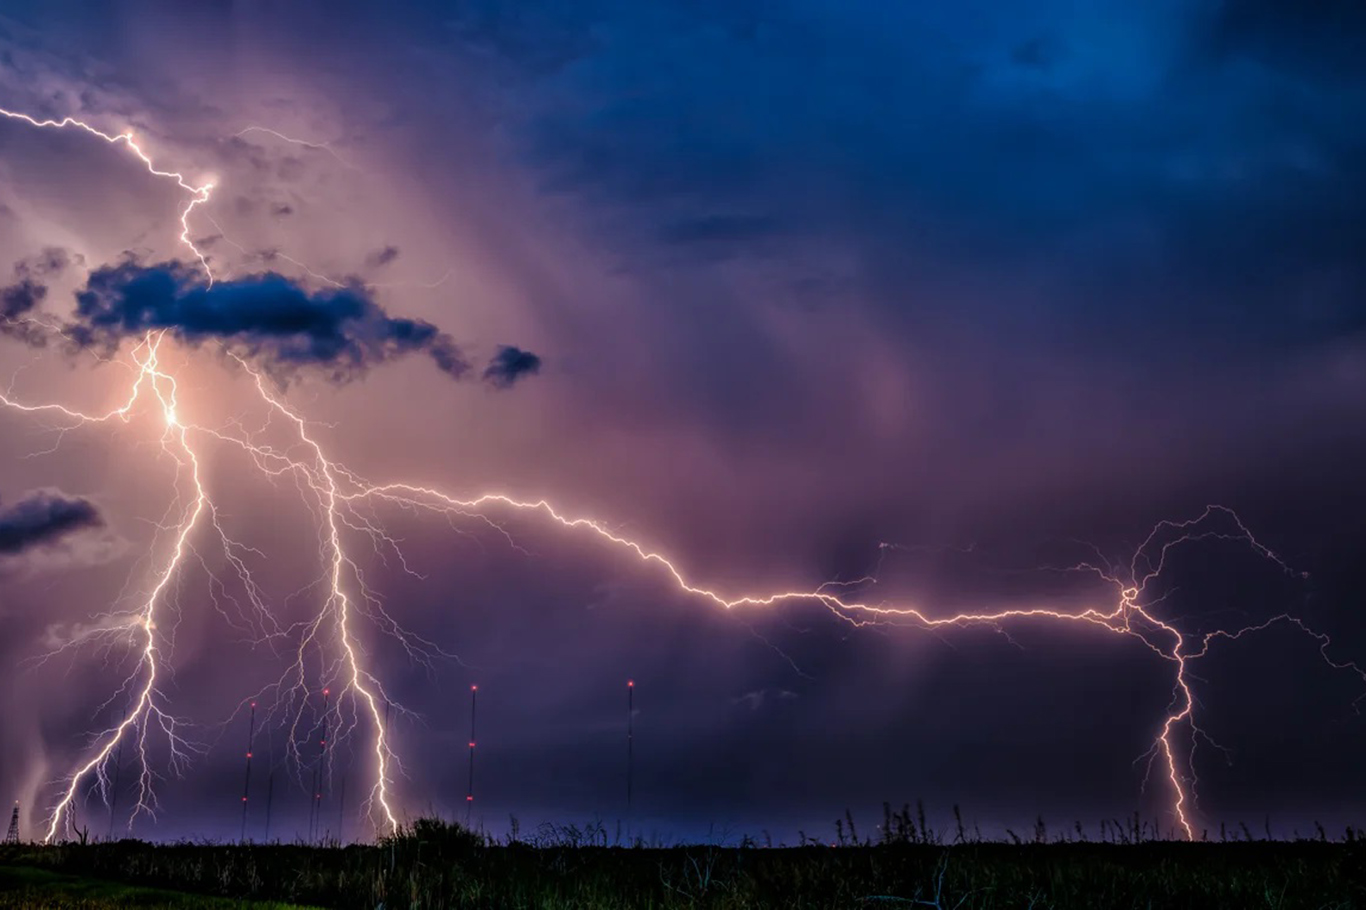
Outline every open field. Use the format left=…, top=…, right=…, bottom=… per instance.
left=0, top=864, right=320, bottom=910
left=3, top=818, right=1364, bottom=909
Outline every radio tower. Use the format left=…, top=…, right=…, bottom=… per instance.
left=465, top=685, right=477, bottom=824
left=308, top=688, right=331, bottom=844
left=5, top=803, right=18, bottom=845
left=626, top=680, right=634, bottom=812
left=240, top=701, right=257, bottom=843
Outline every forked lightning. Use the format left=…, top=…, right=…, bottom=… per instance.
left=1, top=104, right=1362, bottom=844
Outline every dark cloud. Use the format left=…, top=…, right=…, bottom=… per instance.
left=1206, top=0, right=1366, bottom=76
left=365, top=245, right=400, bottom=268
left=1, top=277, right=45, bottom=322
left=63, top=258, right=474, bottom=382
left=16, top=247, right=71, bottom=279
left=0, top=247, right=73, bottom=346
left=0, top=489, right=103, bottom=556
left=482, top=344, right=542, bottom=388
left=449, top=0, right=1366, bottom=355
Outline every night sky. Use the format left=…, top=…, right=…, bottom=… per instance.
left=1, top=1, right=1365, bottom=844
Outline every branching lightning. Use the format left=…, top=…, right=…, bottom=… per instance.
left=234, top=125, right=356, bottom=170
left=2, top=104, right=1362, bottom=845
left=0, top=107, right=215, bottom=282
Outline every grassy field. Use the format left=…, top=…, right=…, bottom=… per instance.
left=3, top=817, right=1363, bottom=909
left=0, top=864, right=320, bottom=909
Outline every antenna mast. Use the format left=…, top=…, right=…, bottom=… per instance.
left=240, top=701, right=257, bottom=842
left=627, top=679, right=634, bottom=812
left=465, top=685, right=477, bottom=824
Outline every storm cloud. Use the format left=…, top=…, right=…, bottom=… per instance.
left=482, top=344, right=542, bottom=388
left=0, top=276, right=45, bottom=328
left=0, top=489, right=103, bottom=556
left=34, top=259, right=548, bottom=389
left=62, top=259, right=473, bottom=382
left=365, top=245, right=401, bottom=269
left=0, top=247, right=74, bottom=345
left=0, top=0, right=1361, bottom=843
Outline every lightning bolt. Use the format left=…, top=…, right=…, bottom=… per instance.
left=0, top=107, right=215, bottom=282
left=3, top=104, right=1363, bottom=844
left=338, top=492, right=1365, bottom=840
left=234, top=126, right=356, bottom=170
left=5, top=326, right=418, bottom=839
left=18, top=334, right=207, bottom=843
left=235, top=362, right=401, bottom=831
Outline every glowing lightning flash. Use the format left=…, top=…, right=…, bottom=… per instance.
left=2, top=104, right=1363, bottom=845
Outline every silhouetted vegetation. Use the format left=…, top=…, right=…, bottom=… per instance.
left=2, top=811, right=1365, bottom=908
left=0, top=863, right=317, bottom=909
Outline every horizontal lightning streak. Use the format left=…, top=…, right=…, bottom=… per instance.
left=345, top=488, right=1362, bottom=840
left=234, top=126, right=355, bottom=170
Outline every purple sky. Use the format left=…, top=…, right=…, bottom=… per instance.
left=1, top=1, right=1365, bottom=844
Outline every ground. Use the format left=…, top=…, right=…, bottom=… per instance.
left=0, top=865, right=319, bottom=909
left=2, top=818, right=1363, bottom=909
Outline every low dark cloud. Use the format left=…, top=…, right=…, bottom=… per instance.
left=11, top=257, right=545, bottom=389
left=64, top=259, right=474, bottom=382
left=365, top=245, right=401, bottom=268
left=0, top=489, right=103, bottom=556
left=0, top=277, right=44, bottom=322
left=0, top=247, right=73, bottom=346
left=482, top=344, right=542, bottom=388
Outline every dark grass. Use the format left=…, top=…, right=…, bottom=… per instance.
left=3, top=816, right=1365, bottom=909
left=0, top=864, right=320, bottom=909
